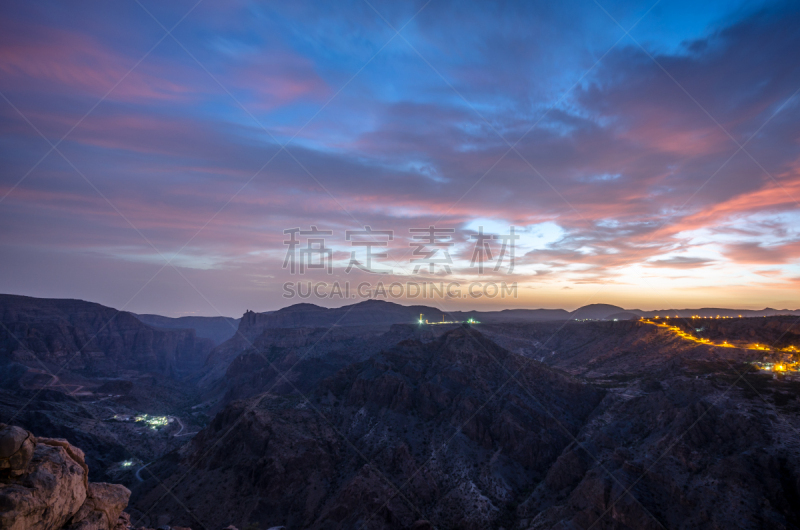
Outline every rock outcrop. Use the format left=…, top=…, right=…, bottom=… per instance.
left=0, top=424, right=130, bottom=530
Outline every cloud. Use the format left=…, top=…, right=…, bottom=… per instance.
left=723, top=241, right=800, bottom=264
left=229, top=52, right=330, bottom=110
left=0, top=20, right=194, bottom=103
left=646, top=256, right=715, bottom=268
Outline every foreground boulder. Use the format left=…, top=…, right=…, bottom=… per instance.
left=0, top=423, right=130, bottom=530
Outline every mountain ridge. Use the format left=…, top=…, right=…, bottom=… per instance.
left=133, top=314, right=240, bottom=346
left=0, top=294, right=213, bottom=376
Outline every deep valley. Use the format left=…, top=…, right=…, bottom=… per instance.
left=2, top=295, right=799, bottom=530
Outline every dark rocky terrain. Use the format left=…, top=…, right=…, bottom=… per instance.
left=131, top=327, right=604, bottom=529
left=128, top=318, right=800, bottom=530
left=668, top=315, right=800, bottom=350
left=0, top=295, right=210, bottom=487
left=481, top=317, right=800, bottom=377
left=0, top=295, right=213, bottom=376
left=2, top=295, right=799, bottom=529
left=0, top=362, right=203, bottom=486
left=200, top=323, right=462, bottom=411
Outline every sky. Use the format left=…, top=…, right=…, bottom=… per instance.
left=0, top=0, right=799, bottom=317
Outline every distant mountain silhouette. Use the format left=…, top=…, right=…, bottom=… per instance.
left=450, top=308, right=570, bottom=322
left=237, top=299, right=448, bottom=338
left=568, top=303, right=626, bottom=320
left=134, top=314, right=240, bottom=345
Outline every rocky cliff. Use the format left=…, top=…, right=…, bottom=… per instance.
left=0, top=295, right=213, bottom=377
left=0, top=423, right=130, bottom=530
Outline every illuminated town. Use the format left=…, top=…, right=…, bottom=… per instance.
left=640, top=317, right=799, bottom=374
left=135, top=414, right=171, bottom=429
left=110, top=413, right=173, bottom=430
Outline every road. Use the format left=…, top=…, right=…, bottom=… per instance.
left=25, top=368, right=83, bottom=394
left=171, top=416, right=198, bottom=437
left=173, top=416, right=185, bottom=435
left=135, top=462, right=150, bottom=482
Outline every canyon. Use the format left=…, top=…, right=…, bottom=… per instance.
left=1, top=295, right=799, bottom=529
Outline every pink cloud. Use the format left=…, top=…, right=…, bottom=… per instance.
left=723, top=241, right=800, bottom=264
left=231, top=53, right=329, bottom=110
left=0, top=21, right=192, bottom=102
left=653, top=169, right=800, bottom=240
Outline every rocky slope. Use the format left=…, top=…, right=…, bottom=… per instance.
left=130, top=320, right=800, bottom=530
left=0, top=423, right=131, bottom=530
left=515, top=362, right=800, bottom=530
left=480, top=319, right=779, bottom=378
left=668, top=315, right=800, bottom=350
left=0, top=362, right=203, bottom=486
left=131, top=326, right=604, bottom=529
left=0, top=295, right=213, bottom=377
left=201, top=324, right=453, bottom=408
left=200, top=324, right=389, bottom=392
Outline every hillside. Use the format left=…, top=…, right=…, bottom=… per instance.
left=131, top=326, right=604, bottom=529
left=0, top=294, right=213, bottom=376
